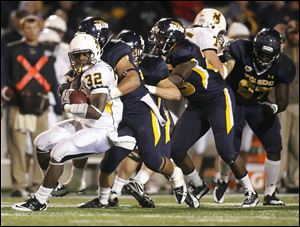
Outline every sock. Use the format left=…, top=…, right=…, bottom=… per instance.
left=111, top=176, right=127, bottom=196
left=264, top=159, right=281, bottom=196
left=35, top=185, right=53, bottom=204
left=67, top=167, right=84, bottom=185
left=239, top=174, right=255, bottom=193
left=184, top=169, right=203, bottom=186
left=134, top=170, right=150, bottom=185
left=220, top=159, right=230, bottom=183
left=169, top=167, right=185, bottom=188
left=99, top=187, right=110, bottom=205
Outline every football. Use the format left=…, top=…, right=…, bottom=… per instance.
left=69, top=90, right=89, bottom=104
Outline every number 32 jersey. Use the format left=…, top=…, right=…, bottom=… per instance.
left=79, top=60, right=123, bottom=130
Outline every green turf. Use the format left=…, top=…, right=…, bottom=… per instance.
left=1, top=194, right=299, bottom=226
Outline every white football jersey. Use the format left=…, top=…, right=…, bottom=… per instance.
left=186, top=26, right=219, bottom=52
left=79, top=60, right=123, bottom=130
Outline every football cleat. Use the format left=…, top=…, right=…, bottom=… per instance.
left=12, top=196, right=47, bottom=211
left=173, top=184, right=187, bottom=204
left=241, top=191, right=259, bottom=208
left=185, top=190, right=200, bottom=208
left=51, top=179, right=86, bottom=197
left=263, top=192, right=285, bottom=206
left=123, top=180, right=155, bottom=208
left=108, top=191, right=120, bottom=207
left=78, top=197, right=108, bottom=208
left=213, top=179, right=228, bottom=204
left=190, top=182, right=209, bottom=200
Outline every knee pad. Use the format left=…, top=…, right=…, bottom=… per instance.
left=143, top=156, right=162, bottom=173
left=34, top=131, right=52, bottom=153
left=221, top=152, right=238, bottom=166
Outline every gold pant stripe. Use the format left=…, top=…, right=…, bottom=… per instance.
left=164, top=110, right=170, bottom=143
left=223, top=88, right=234, bottom=134
left=104, top=101, right=113, bottom=114
left=151, top=110, right=161, bottom=146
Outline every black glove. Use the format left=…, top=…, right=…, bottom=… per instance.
left=258, top=101, right=278, bottom=114
left=57, top=82, right=71, bottom=98
left=53, top=103, right=63, bottom=115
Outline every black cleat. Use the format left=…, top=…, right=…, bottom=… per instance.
left=78, top=198, right=108, bottom=208
left=213, top=179, right=228, bottom=204
left=190, top=183, right=209, bottom=200
left=241, top=191, right=259, bottom=208
left=185, top=190, right=200, bottom=208
left=263, top=192, right=285, bottom=206
left=12, top=196, right=47, bottom=211
left=124, top=180, right=155, bottom=208
left=173, top=184, right=187, bottom=204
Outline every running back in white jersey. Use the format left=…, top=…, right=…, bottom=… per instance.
left=79, top=60, right=123, bottom=131
left=186, top=26, right=219, bottom=52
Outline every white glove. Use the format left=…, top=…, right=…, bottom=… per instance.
left=64, top=103, right=88, bottom=118
left=61, top=89, right=74, bottom=106
left=145, top=85, right=157, bottom=95
left=109, top=87, right=122, bottom=99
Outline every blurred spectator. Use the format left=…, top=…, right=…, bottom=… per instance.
left=38, top=14, right=69, bottom=126
left=171, top=1, right=203, bottom=25
left=119, top=1, right=172, bottom=39
left=2, top=9, right=29, bottom=45
left=227, top=22, right=251, bottom=40
left=225, top=1, right=258, bottom=36
left=1, top=15, right=62, bottom=197
left=18, top=1, right=45, bottom=18
left=1, top=1, right=20, bottom=29
left=52, top=1, right=86, bottom=42
left=278, top=20, right=299, bottom=193
left=286, top=1, right=299, bottom=21
left=257, top=2, right=292, bottom=30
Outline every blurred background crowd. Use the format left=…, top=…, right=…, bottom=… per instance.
left=1, top=1, right=299, bottom=197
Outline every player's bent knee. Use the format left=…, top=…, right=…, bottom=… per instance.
left=221, top=153, right=238, bottom=165
left=34, top=131, right=52, bottom=153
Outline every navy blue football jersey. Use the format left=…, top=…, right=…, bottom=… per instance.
left=166, top=39, right=226, bottom=107
left=227, top=39, right=296, bottom=105
left=102, top=39, right=148, bottom=112
left=101, top=39, right=132, bottom=69
left=139, top=53, right=169, bottom=106
left=140, top=54, right=169, bottom=86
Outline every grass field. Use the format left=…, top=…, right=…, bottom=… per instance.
left=1, top=193, right=299, bottom=226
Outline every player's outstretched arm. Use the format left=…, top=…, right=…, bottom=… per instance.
left=110, top=56, right=141, bottom=99
left=146, top=78, right=181, bottom=101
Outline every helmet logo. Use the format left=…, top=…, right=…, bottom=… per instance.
left=94, top=20, right=108, bottom=29
left=262, top=45, right=273, bottom=53
left=213, top=12, right=221, bottom=24
left=169, top=21, right=185, bottom=33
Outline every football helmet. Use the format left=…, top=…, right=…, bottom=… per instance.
left=44, top=15, right=67, bottom=33
left=253, top=28, right=282, bottom=70
left=38, top=28, right=61, bottom=43
left=68, top=33, right=101, bottom=74
left=194, top=8, right=226, bottom=36
left=77, top=17, right=110, bottom=48
left=116, top=30, right=145, bottom=66
left=148, top=18, right=186, bottom=56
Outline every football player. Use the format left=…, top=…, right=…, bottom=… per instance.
left=11, top=33, right=125, bottom=211
left=105, top=29, right=181, bottom=208
left=214, top=28, right=296, bottom=206
left=185, top=8, right=234, bottom=184
left=57, top=18, right=198, bottom=209
left=149, top=18, right=259, bottom=207
left=51, top=17, right=146, bottom=196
